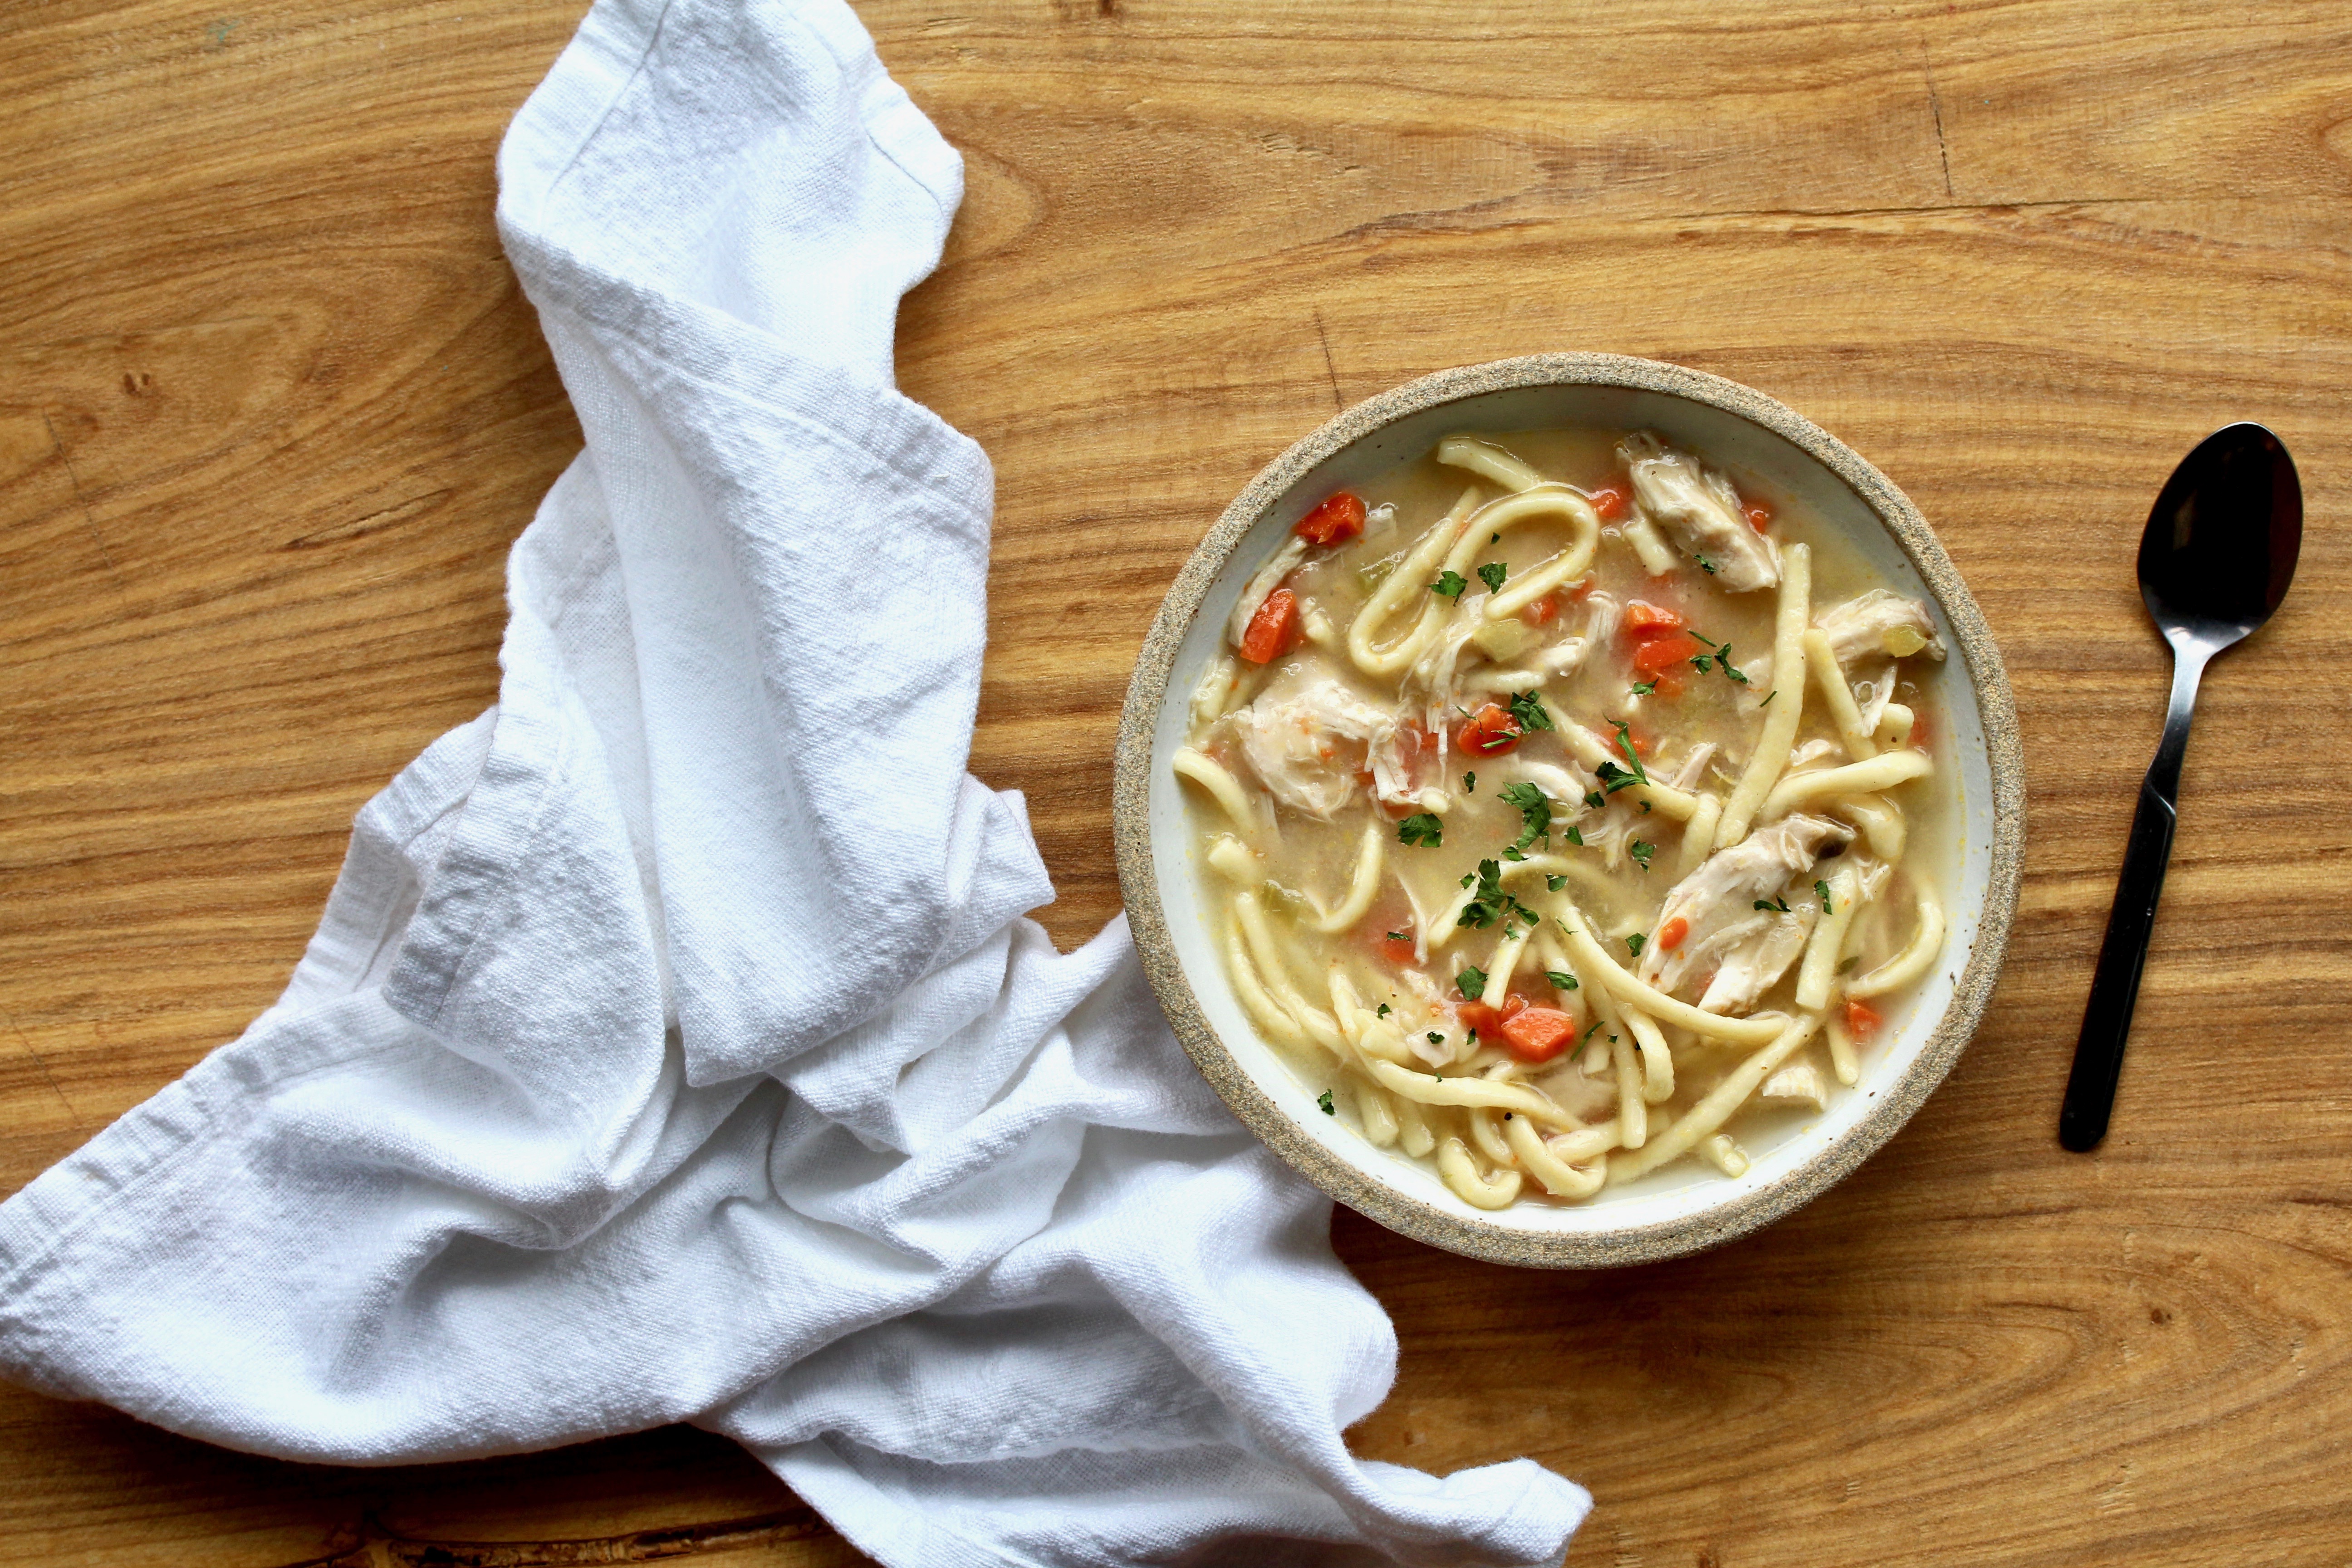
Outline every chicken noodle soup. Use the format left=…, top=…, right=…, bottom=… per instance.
left=1176, top=428, right=1949, bottom=1210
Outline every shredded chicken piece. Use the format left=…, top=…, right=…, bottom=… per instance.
left=1226, top=535, right=1310, bottom=647
left=1460, top=590, right=1621, bottom=695
left=1664, top=742, right=1719, bottom=792
left=1760, top=1062, right=1828, bottom=1111
left=1782, top=738, right=1840, bottom=774
left=1815, top=589, right=1946, bottom=665
left=1696, top=906, right=1817, bottom=1014
left=1230, top=666, right=1394, bottom=819
left=1617, top=432, right=1779, bottom=592
left=1640, top=814, right=1853, bottom=1003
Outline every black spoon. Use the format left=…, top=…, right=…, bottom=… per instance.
left=2058, top=423, right=2302, bottom=1152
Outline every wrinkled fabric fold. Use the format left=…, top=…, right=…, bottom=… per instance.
left=0, top=0, right=1589, bottom=1561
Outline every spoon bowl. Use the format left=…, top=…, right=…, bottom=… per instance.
left=2059, top=422, right=2303, bottom=1152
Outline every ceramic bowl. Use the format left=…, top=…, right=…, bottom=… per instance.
left=1112, top=354, right=2024, bottom=1268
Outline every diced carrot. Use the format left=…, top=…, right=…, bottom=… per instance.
left=1379, top=927, right=1417, bottom=965
left=1623, top=600, right=1685, bottom=638
left=1744, top=503, right=1773, bottom=533
left=1455, top=702, right=1523, bottom=757
left=1238, top=587, right=1301, bottom=664
left=1656, top=916, right=1690, bottom=951
left=1632, top=630, right=1703, bottom=675
left=1626, top=723, right=1654, bottom=758
left=1459, top=993, right=1529, bottom=1037
left=1295, top=491, right=1368, bottom=547
left=1521, top=592, right=1560, bottom=627
left=1588, top=483, right=1630, bottom=521
left=1499, top=1006, right=1580, bottom=1063
left=1845, top=998, right=1883, bottom=1039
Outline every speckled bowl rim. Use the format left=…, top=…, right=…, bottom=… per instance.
left=1112, top=353, right=2025, bottom=1269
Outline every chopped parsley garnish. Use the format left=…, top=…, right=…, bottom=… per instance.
left=1490, top=531, right=1501, bottom=543
left=1455, top=858, right=1539, bottom=932
left=1565, top=825, right=1584, bottom=848
left=1545, top=970, right=1579, bottom=991
left=1386, top=931, right=1408, bottom=941
left=1462, top=770, right=1476, bottom=793
left=1595, top=761, right=1640, bottom=794
left=1318, top=1090, right=1336, bottom=1115
left=1583, top=790, right=1606, bottom=811
left=1476, top=561, right=1508, bottom=595
left=1507, top=689, right=1555, bottom=734
left=1695, top=553, right=1718, bottom=575
left=1609, top=719, right=1651, bottom=784
left=1431, top=570, right=1469, bottom=599
left=1626, top=932, right=1647, bottom=957
left=1691, top=652, right=1714, bottom=674
left=1814, top=878, right=1834, bottom=914
left=1753, top=897, right=1791, bottom=914
left=1759, top=689, right=1777, bottom=707
left=1496, top=780, right=1553, bottom=852
left=1630, top=839, right=1654, bottom=872
left=1398, top=813, right=1443, bottom=848
left=1715, top=644, right=1751, bottom=684
left=1426, top=1031, right=1444, bottom=1045
left=1630, top=680, right=1656, bottom=697
left=1456, top=966, right=1489, bottom=1000
left=1580, top=1019, right=1603, bottom=1044
left=1546, top=874, right=1568, bottom=892
left=1377, top=1003, right=1392, bottom=1018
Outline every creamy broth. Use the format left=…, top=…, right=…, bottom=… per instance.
left=1176, top=428, right=1951, bottom=1210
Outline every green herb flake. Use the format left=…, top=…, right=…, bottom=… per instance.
left=1317, top=1090, right=1336, bottom=1116
left=1502, top=846, right=1526, bottom=862
left=1397, top=813, right=1443, bottom=849
left=1626, top=932, right=1647, bottom=957
left=1426, top=1031, right=1445, bottom=1046
left=1565, top=825, right=1585, bottom=848
left=1580, top=1019, right=1603, bottom=1044
left=1752, top=897, right=1791, bottom=914
left=1690, top=652, right=1714, bottom=674
left=1609, top=719, right=1651, bottom=785
left=1462, top=770, right=1476, bottom=793
left=1759, top=689, right=1777, bottom=707
left=1583, top=791, right=1606, bottom=811
left=1814, top=878, right=1834, bottom=915
left=1631, top=680, right=1657, bottom=697
left=1546, top=874, right=1568, bottom=892
left=1716, top=644, right=1750, bottom=684
left=1630, top=839, right=1655, bottom=872
left=1456, top=966, right=1489, bottom=1000
left=1476, top=561, right=1509, bottom=596
left=1431, top=570, right=1469, bottom=600
left=1545, top=970, right=1580, bottom=991
left=1695, top=553, right=1718, bottom=575
left=1507, top=689, right=1555, bottom=734
left=1496, top=779, right=1553, bottom=852
left=1377, top=1003, right=1392, bottom=1018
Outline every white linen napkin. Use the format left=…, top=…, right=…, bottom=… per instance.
left=0, top=0, right=1591, bottom=1561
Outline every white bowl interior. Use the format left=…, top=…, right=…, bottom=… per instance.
left=1147, top=383, right=1996, bottom=1241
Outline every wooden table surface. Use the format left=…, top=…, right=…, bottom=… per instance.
left=5, top=1, right=2349, bottom=1563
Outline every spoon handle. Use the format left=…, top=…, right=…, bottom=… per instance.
left=2059, top=645, right=2210, bottom=1152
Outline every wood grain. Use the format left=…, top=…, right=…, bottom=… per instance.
left=4, top=0, right=2349, bottom=1563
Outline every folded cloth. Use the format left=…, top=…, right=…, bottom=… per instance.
left=0, top=0, right=1591, bottom=1561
